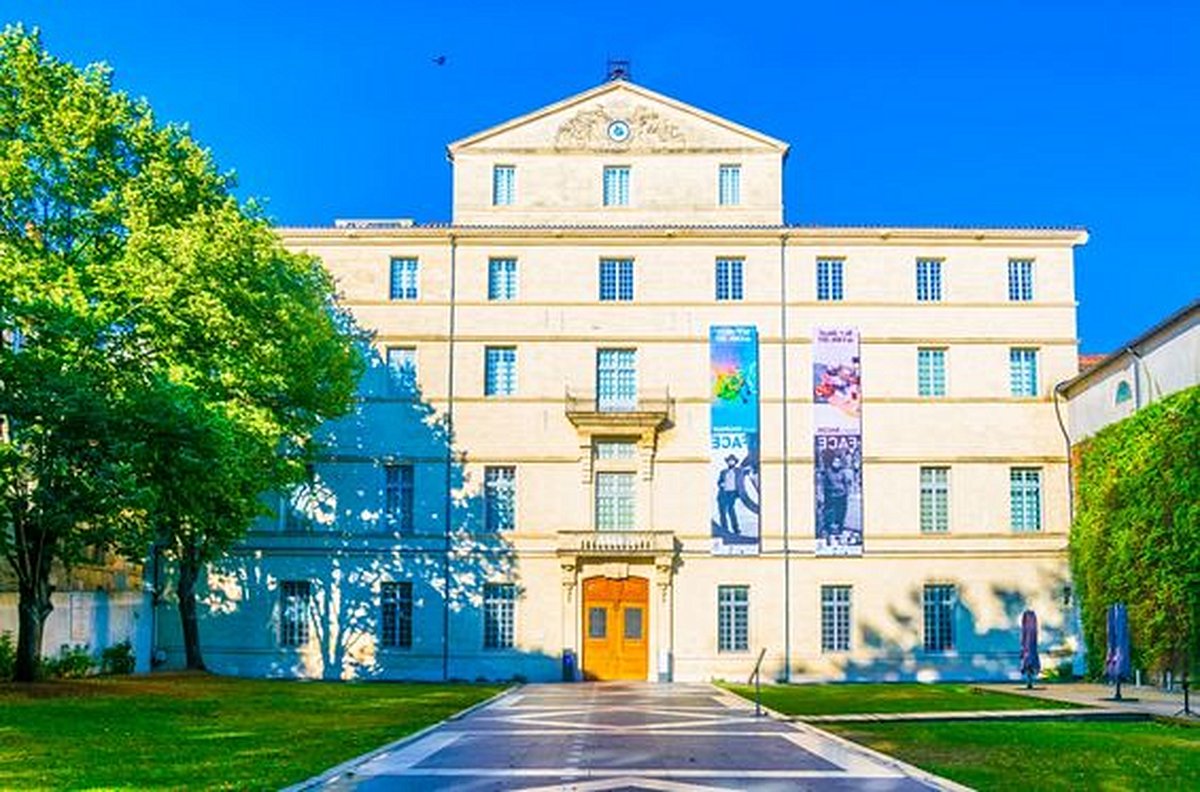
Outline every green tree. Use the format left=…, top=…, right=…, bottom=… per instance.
left=1070, top=384, right=1200, bottom=684
left=115, top=203, right=361, bottom=670
left=0, top=26, right=361, bottom=678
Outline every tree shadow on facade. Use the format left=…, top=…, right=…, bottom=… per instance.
left=154, top=345, right=553, bottom=681
left=830, top=566, right=1076, bottom=682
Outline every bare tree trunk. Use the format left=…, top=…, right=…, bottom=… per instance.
left=176, top=548, right=206, bottom=671
left=14, top=565, right=53, bottom=682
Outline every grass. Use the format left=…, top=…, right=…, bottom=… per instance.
left=723, top=682, right=1082, bottom=716
left=0, top=672, right=505, bottom=790
left=826, top=719, right=1200, bottom=791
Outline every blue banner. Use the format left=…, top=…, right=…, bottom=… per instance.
left=710, top=326, right=761, bottom=556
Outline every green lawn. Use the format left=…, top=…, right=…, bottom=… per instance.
left=724, top=682, right=1081, bottom=716
left=826, top=720, right=1200, bottom=791
left=0, top=673, right=505, bottom=790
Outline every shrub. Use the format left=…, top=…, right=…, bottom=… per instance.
left=42, top=644, right=95, bottom=679
left=0, top=631, right=14, bottom=681
left=101, top=640, right=136, bottom=675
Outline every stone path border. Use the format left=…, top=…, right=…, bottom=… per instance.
left=797, top=707, right=1148, bottom=724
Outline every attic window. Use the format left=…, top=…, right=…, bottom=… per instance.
left=1115, top=380, right=1132, bottom=405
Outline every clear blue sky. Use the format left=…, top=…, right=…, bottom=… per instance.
left=6, top=0, right=1198, bottom=354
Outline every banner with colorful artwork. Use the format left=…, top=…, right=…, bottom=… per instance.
left=710, top=326, right=760, bottom=556
left=813, top=328, right=863, bottom=556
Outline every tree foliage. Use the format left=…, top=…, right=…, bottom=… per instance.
left=1070, top=384, right=1200, bottom=680
left=0, top=25, right=361, bottom=678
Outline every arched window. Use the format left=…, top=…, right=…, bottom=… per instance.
left=1115, top=380, right=1133, bottom=405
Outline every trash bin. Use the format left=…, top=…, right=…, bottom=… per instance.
left=562, top=649, right=576, bottom=681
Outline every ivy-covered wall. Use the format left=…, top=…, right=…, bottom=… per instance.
left=1070, top=384, right=1200, bottom=679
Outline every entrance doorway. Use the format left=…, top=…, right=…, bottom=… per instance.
left=581, top=576, right=649, bottom=680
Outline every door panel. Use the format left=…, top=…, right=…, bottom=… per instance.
left=582, top=576, right=649, bottom=681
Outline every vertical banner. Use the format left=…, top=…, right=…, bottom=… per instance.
left=710, top=326, right=761, bottom=556
left=813, top=328, right=863, bottom=556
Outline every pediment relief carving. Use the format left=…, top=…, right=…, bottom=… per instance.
left=555, top=104, right=687, bottom=151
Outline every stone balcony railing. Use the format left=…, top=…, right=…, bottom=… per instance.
left=556, top=529, right=677, bottom=558
left=563, top=387, right=675, bottom=431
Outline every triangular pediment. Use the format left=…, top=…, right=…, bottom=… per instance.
left=448, top=80, right=788, bottom=155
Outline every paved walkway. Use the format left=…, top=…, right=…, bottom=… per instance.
left=310, top=683, right=957, bottom=791
left=977, top=681, right=1199, bottom=719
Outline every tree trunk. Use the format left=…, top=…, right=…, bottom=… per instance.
left=176, top=551, right=206, bottom=671
left=14, top=571, right=53, bottom=682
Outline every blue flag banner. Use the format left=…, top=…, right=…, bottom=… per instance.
left=710, top=326, right=761, bottom=556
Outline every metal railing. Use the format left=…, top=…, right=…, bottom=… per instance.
left=748, top=647, right=767, bottom=717
left=556, top=529, right=676, bottom=557
left=563, top=387, right=674, bottom=420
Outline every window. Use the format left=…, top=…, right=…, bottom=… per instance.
left=594, top=440, right=637, bottom=460
left=718, top=164, right=741, bottom=206
left=484, top=346, right=517, bottom=396
left=603, top=166, right=630, bottom=206
left=821, top=585, right=851, bottom=652
left=386, top=346, right=417, bottom=388
left=1009, top=348, right=1038, bottom=397
left=599, top=258, right=634, bottom=301
left=380, top=581, right=413, bottom=649
left=483, top=583, right=515, bottom=649
left=1010, top=468, right=1042, bottom=532
left=588, top=607, right=607, bottom=638
left=389, top=257, right=419, bottom=300
left=1115, top=380, right=1133, bottom=405
left=595, top=472, right=636, bottom=531
left=488, top=258, right=518, bottom=301
left=717, top=585, right=749, bottom=652
left=1008, top=259, right=1034, bottom=301
left=816, top=258, right=844, bottom=301
left=917, top=348, right=946, bottom=397
left=916, top=258, right=942, bottom=302
left=484, top=466, right=516, bottom=531
left=715, top=258, right=744, bottom=301
left=923, top=584, right=955, bottom=652
left=492, top=165, right=515, bottom=206
left=920, top=467, right=950, bottom=533
left=280, top=581, right=312, bottom=647
left=596, top=348, right=637, bottom=411
left=384, top=463, right=414, bottom=532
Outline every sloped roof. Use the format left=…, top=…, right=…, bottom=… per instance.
left=447, top=79, right=789, bottom=155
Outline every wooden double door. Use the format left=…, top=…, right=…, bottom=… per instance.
left=581, top=576, right=649, bottom=681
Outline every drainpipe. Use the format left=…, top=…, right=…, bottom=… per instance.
left=442, top=233, right=458, bottom=682
left=1126, top=347, right=1144, bottom=410
left=779, top=232, right=791, bottom=683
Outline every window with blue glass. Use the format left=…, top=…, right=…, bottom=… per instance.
left=484, top=347, right=517, bottom=396
left=384, top=464, right=414, bottom=533
left=488, top=258, right=518, bottom=301
left=718, top=164, right=741, bottom=206
left=715, top=258, right=744, bottom=301
left=1010, top=468, right=1042, bottom=532
left=916, top=258, right=942, bottom=302
left=1008, top=259, right=1034, bottom=301
left=597, top=348, right=637, bottom=411
left=492, top=165, right=515, bottom=206
left=816, top=258, right=844, bottom=301
left=389, top=257, right=419, bottom=300
left=484, top=466, right=516, bottom=531
left=599, top=259, right=634, bottom=301
left=917, top=348, right=946, bottom=397
left=603, top=166, right=630, bottom=206
left=1009, top=347, right=1038, bottom=396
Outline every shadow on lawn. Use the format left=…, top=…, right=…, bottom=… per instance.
left=154, top=341, right=558, bottom=682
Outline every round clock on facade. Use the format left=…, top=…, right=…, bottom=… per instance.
left=607, top=119, right=631, bottom=142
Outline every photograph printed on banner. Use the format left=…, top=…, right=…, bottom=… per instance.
left=710, top=430, right=761, bottom=553
left=814, top=432, right=863, bottom=556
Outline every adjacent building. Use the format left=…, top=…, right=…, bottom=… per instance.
left=155, top=77, right=1089, bottom=682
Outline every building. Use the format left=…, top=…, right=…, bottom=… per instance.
left=155, top=77, right=1089, bottom=683
left=1057, top=298, right=1199, bottom=444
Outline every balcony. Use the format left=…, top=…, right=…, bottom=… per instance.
left=564, top=387, right=675, bottom=433
left=556, top=529, right=678, bottom=559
